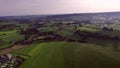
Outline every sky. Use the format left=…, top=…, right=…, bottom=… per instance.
left=0, top=0, right=120, bottom=16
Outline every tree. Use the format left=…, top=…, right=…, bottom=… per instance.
left=102, top=27, right=113, bottom=31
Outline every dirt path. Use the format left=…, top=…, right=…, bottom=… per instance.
left=0, top=44, right=27, bottom=54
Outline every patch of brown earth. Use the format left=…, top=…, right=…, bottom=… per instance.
left=0, top=44, right=27, bottom=54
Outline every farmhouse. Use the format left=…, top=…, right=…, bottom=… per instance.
left=0, top=54, right=25, bottom=68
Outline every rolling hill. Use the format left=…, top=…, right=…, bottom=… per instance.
left=0, top=12, right=120, bottom=24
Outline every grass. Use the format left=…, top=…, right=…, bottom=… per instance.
left=38, top=26, right=59, bottom=32
left=78, top=27, right=99, bottom=32
left=13, top=44, right=38, bottom=56
left=17, top=42, right=67, bottom=68
left=0, top=30, right=25, bottom=49
left=0, top=30, right=25, bottom=43
left=13, top=42, right=120, bottom=68
left=0, top=30, right=17, bottom=34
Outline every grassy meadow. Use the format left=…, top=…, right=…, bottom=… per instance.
left=12, top=42, right=120, bottom=68
left=0, top=30, right=25, bottom=49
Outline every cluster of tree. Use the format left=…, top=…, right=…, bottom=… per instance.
left=0, top=24, right=16, bottom=30
left=16, top=28, right=39, bottom=45
left=75, top=30, right=120, bottom=50
left=75, top=30, right=119, bottom=41
left=102, top=27, right=113, bottom=31
left=36, top=32, right=78, bottom=42
left=19, top=28, right=39, bottom=35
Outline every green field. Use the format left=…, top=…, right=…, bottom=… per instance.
left=78, top=27, right=99, bottom=32
left=0, top=30, right=25, bottom=48
left=13, top=42, right=120, bottom=68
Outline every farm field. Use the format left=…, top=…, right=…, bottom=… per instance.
left=13, top=42, right=120, bottom=68
left=78, top=27, right=100, bottom=32
left=0, top=30, right=25, bottom=49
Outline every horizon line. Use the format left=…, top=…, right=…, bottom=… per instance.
left=0, top=11, right=120, bottom=17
